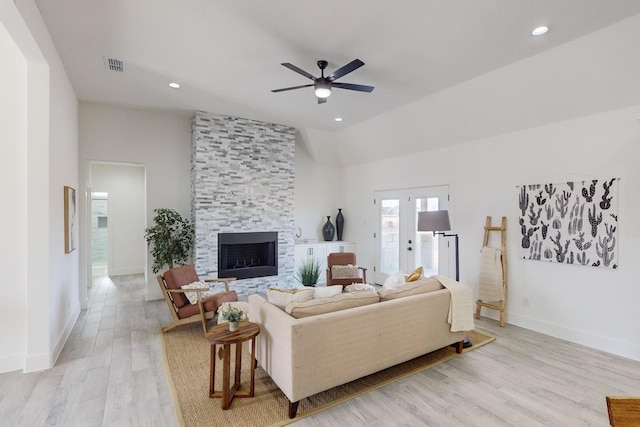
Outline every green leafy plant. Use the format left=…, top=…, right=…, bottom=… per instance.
left=144, top=208, right=195, bottom=273
left=295, top=257, right=321, bottom=287
left=220, top=305, right=245, bottom=323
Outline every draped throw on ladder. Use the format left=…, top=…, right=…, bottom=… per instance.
left=478, top=247, right=504, bottom=302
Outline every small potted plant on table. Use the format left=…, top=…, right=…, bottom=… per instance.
left=220, top=305, right=245, bottom=331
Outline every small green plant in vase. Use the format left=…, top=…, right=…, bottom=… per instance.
left=220, top=305, right=245, bottom=331
left=295, top=257, right=321, bottom=287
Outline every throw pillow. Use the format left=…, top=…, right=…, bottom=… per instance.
left=331, top=264, right=361, bottom=279
left=181, top=280, right=209, bottom=305
left=266, top=287, right=314, bottom=310
left=344, top=283, right=376, bottom=293
left=406, top=266, right=424, bottom=282
left=382, top=272, right=405, bottom=289
left=313, top=285, right=343, bottom=299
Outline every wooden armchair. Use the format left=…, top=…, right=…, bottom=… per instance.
left=157, top=264, right=238, bottom=334
left=326, top=252, right=367, bottom=287
left=606, top=396, right=640, bottom=426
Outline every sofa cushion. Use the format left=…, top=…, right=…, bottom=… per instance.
left=267, top=287, right=315, bottom=310
left=313, top=286, right=343, bottom=299
left=406, top=266, right=424, bottom=282
left=330, top=264, right=362, bottom=279
left=378, top=276, right=443, bottom=301
left=285, top=291, right=380, bottom=318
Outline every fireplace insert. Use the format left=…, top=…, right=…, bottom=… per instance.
left=218, top=231, right=278, bottom=280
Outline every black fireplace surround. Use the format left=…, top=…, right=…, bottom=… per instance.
left=218, top=231, right=278, bottom=280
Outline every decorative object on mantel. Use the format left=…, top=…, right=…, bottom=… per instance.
left=518, top=178, right=619, bottom=268
left=336, top=208, right=344, bottom=241
left=322, top=216, right=335, bottom=241
left=144, top=208, right=195, bottom=273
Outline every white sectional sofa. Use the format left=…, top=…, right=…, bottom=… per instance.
left=248, top=278, right=468, bottom=418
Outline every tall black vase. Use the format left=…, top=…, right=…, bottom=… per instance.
left=322, top=216, right=335, bottom=241
left=336, top=208, right=344, bottom=241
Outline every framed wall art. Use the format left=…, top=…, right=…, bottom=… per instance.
left=64, top=186, right=76, bottom=253
left=518, top=178, right=618, bottom=269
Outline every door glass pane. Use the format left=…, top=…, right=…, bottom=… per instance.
left=415, top=197, right=440, bottom=277
left=380, top=199, right=400, bottom=274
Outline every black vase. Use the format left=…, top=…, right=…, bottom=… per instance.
left=336, top=209, right=344, bottom=241
left=322, top=216, right=335, bottom=241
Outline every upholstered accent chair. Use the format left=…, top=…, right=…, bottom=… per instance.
left=326, top=252, right=367, bottom=287
left=157, top=265, right=238, bottom=334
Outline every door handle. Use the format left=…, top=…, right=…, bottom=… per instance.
left=407, top=247, right=413, bottom=251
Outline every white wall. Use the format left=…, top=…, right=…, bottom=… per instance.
left=91, top=163, right=146, bottom=276
left=1, top=0, right=80, bottom=373
left=0, top=11, right=28, bottom=373
left=341, top=104, right=640, bottom=361
left=294, top=133, right=344, bottom=242
left=79, top=103, right=192, bottom=300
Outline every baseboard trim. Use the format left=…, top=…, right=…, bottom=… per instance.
left=507, top=312, right=640, bottom=362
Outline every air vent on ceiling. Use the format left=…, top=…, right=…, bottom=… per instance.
left=103, top=57, right=124, bottom=72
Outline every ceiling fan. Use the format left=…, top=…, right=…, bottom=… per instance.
left=271, top=59, right=374, bottom=104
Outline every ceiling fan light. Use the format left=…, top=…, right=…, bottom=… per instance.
left=314, top=82, right=331, bottom=98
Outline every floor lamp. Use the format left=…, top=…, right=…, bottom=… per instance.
left=417, top=210, right=471, bottom=348
left=417, top=210, right=459, bottom=281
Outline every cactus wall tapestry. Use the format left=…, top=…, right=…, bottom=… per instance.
left=518, top=178, right=618, bottom=268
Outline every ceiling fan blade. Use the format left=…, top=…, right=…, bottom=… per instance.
left=317, top=97, right=327, bottom=104
left=271, top=84, right=314, bottom=93
left=332, top=82, right=375, bottom=93
left=327, top=59, right=365, bottom=81
left=281, top=63, right=317, bottom=81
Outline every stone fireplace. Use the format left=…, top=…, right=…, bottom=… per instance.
left=191, top=111, right=295, bottom=294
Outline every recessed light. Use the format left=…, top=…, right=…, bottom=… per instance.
left=168, top=82, right=181, bottom=89
left=335, top=117, right=343, bottom=122
left=531, top=26, right=549, bottom=36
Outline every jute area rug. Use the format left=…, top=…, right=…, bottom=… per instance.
left=160, top=323, right=494, bottom=427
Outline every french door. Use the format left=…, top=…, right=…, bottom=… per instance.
left=373, top=186, right=450, bottom=284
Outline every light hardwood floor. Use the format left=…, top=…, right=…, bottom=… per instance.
left=1, top=273, right=638, bottom=426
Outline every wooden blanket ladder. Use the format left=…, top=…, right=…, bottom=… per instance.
left=475, top=216, right=508, bottom=326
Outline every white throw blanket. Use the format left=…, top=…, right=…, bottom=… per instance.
left=435, top=275, right=475, bottom=332
left=478, top=246, right=505, bottom=302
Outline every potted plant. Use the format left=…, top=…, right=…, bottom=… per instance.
left=295, top=257, right=321, bottom=287
left=144, top=208, right=195, bottom=273
left=220, top=305, right=245, bottom=331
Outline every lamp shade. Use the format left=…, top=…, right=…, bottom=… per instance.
left=314, top=81, right=331, bottom=98
left=417, top=210, right=451, bottom=232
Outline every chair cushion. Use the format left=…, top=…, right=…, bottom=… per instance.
left=177, top=290, right=238, bottom=319
left=163, top=265, right=200, bottom=308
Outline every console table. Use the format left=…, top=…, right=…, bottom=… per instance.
left=207, top=321, right=260, bottom=409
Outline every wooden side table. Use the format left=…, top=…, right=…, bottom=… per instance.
left=207, top=321, right=260, bottom=410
